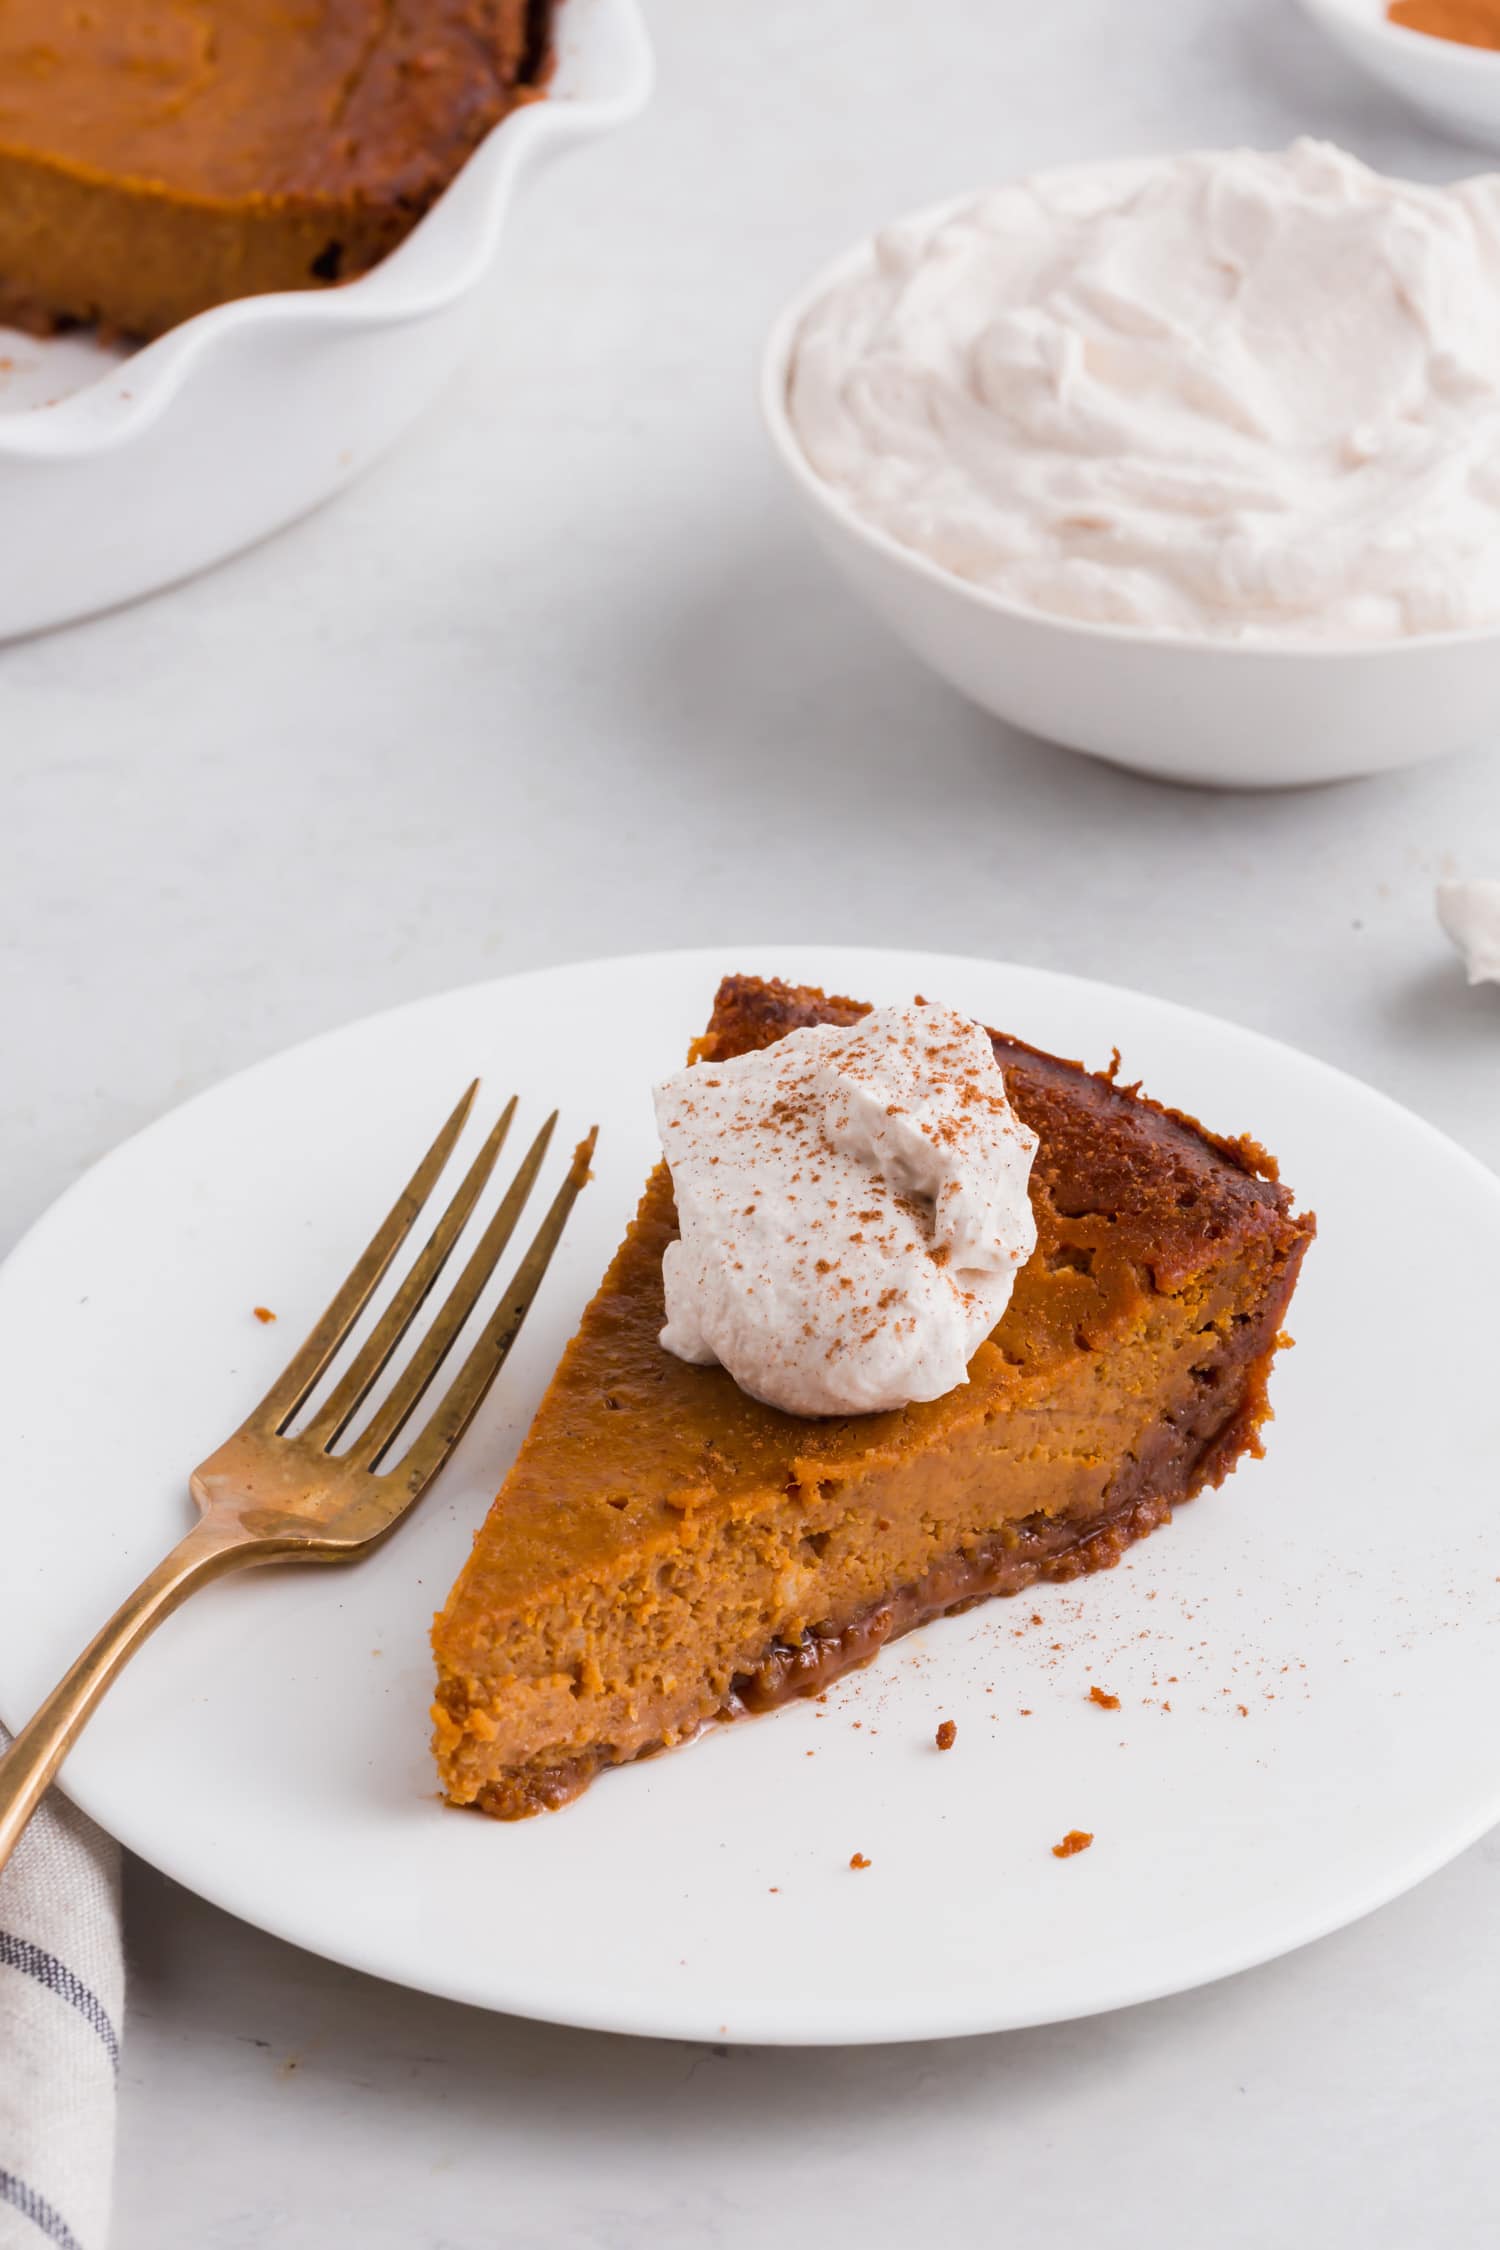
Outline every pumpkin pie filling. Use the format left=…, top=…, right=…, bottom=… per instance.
left=432, top=975, right=1315, bottom=1819
left=0, top=2, right=553, bottom=341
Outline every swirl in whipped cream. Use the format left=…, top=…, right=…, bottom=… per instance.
left=789, top=141, right=1500, bottom=642
left=654, top=1002, right=1038, bottom=1417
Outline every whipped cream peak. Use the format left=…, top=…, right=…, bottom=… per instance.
left=654, top=1002, right=1038, bottom=1417
left=789, top=141, right=1500, bottom=643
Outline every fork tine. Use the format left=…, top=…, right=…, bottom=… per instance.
left=375, top=1127, right=598, bottom=1491
left=301, top=1097, right=519, bottom=1451
left=254, top=1082, right=479, bottom=1435
left=347, top=1109, right=561, bottom=1469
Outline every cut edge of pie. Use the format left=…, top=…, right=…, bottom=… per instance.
left=431, top=974, right=1315, bottom=1819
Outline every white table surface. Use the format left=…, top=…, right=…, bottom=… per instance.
left=5, top=1, right=1500, bottom=2242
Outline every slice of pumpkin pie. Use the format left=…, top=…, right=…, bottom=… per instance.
left=432, top=974, right=1314, bottom=1818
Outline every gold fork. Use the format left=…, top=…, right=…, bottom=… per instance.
left=0, top=1083, right=596, bottom=1876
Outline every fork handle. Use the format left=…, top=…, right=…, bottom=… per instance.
left=0, top=1515, right=259, bottom=1878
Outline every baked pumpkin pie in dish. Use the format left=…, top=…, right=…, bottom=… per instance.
left=432, top=974, right=1314, bottom=1819
left=0, top=1, right=553, bottom=341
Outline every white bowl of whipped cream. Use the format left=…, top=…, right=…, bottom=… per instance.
left=763, top=140, right=1500, bottom=789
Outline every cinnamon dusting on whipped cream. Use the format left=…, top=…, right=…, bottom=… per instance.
left=653, top=1001, right=1038, bottom=1417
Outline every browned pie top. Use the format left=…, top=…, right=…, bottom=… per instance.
left=697, top=974, right=1295, bottom=1294
left=0, top=1, right=542, bottom=205
left=439, top=976, right=1313, bottom=1620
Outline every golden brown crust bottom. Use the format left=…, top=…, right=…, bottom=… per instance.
left=466, top=1490, right=1178, bottom=1820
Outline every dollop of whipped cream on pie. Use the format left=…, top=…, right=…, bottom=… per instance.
left=654, top=1002, right=1038, bottom=1417
left=789, top=140, right=1500, bottom=642
left=1437, top=879, right=1500, bottom=984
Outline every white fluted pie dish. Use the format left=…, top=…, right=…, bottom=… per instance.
left=0, top=0, right=652, bottom=641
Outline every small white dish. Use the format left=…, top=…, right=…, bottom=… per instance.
left=1298, top=0, right=1500, bottom=151
left=761, top=191, right=1500, bottom=791
left=0, top=0, right=652, bottom=642
left=1, top=946, right=1498, bottom=2045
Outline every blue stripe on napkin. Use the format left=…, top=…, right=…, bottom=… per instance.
left=0, top=1932, right=119, bottom=2074
left=0, top=2168, right=85, bottom=2250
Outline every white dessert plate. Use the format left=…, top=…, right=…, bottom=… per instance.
left=1, top=946, right=1498, bottom=2047
left=0, top=0, right=651, bottom=642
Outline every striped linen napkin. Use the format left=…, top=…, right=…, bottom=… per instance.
left=0, top=1737, right=122, bottom=2250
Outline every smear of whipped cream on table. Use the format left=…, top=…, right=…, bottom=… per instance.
left=1437, top=879, right=1500, bottom=985
left=654, top=1002, right=1038, bottom=1417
